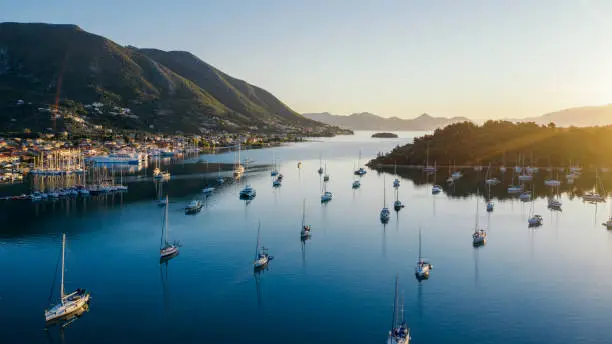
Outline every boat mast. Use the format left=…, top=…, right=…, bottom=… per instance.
left=383, top=176, right=386, bottom=207
left=475, top=189, right=480, bottom=232
left=255, top=221, right=261, bottom=259
left=302, top=199, right=306, bottom=228
left=418, top=228, right=422, bottom=260
left=60, top=233, right=66, bottom=303
left=391, top=275, right=399, bottom=331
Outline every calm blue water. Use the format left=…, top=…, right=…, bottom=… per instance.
left=2, top=131, right=612, bottom=344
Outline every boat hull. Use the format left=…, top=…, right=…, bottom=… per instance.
left=45, top=292, right=90, bottom=322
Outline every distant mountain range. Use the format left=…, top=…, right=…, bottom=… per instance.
left=0, top=22, right=342, bottom=134
left=508, top=104, right=612, bottom=127
left=302, top=112, right=470, bottom=131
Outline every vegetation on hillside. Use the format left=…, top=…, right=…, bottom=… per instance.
left=368, top=121, right=612, bottom=168
left=0, top=22, right=345, bottom=135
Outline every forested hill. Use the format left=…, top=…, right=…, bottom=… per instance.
left=0, top=22, right=344, bottom=135
left=367, top=121, right=612, bottom=168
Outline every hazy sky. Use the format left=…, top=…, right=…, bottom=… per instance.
left=2, top=0, right=612, bottom=119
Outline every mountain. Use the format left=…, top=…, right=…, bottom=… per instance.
left=510, top=104, right=612, bottom=127
left=0, top=22, right=339, bottom=134
left=302, top=112, right=470, bottom=131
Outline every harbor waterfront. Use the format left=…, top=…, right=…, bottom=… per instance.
left=2, top=131, right=612, bottom=344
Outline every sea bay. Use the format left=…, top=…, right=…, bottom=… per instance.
left=2, top=131, right=612, bottom=344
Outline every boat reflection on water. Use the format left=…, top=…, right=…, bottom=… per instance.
left=45, top=302, right=90, bottom=330
left=254, top=266, right=268, bottom=309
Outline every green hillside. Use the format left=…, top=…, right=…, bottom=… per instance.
left=0, top=22, right=337, bottom=134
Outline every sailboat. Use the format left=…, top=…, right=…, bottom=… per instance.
left=160, top=196, right=179, bottom=260
left=270, top=153, right=279, bottom=177
left=507, top=166, right=524, bottom=194
left=380, top=177, right=391, bottom=223
left=415, top=229, right=432, bottom=280
left=472, top=193, right=487, bottom=246
left=233, top=143, right=245, bottom=178
left=432, top=164, right=442, bottom=194
left=528, top=185, right=543, bottom=227
left=394, top=187, right=404, bottom=211
left=423, top=143, right=436, bottom=173
left=393, top=162, right=400, bottom=188
left=387, top=276, right=411, bottom=344
left=239, top=161, right=256, bottom=200
left=45, top=233, right=90, bottom=322
left=318, top=153, right=324, bottom=175
left=354, top=150, right=367, bottom=176
left=254, top=221, right=270, bottom=269
left=583, top=169, right=606, bottom=203
left=216, top=165, right=224, bottom=184
left=184, top=199, right=203, bottom=214
left=300, top=199, right=312, bottom=239
left=323, top=161, right=330, bottom=182
left=321, top=179, right=333, bottom=202
left=157, top=181, right=167, bottom=207
left=486, top=165, right=494, bottom=212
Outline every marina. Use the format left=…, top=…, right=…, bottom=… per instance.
left=3, top=131, right=612, bottom=344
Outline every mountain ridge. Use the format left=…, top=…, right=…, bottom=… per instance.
left=0, top=22, right=340, bottom=134
left=302, top=112, right=470, bottom=131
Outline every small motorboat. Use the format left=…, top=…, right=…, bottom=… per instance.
left=272, top=178, right=281, bottom=187
left=352, top=180, right=361, bottom=189
left=602, top=217, right=612, bottom=229
left=393, top=178, right=400, bottom=188
left=432, top=184, right=442, bottom=194
left=486, top=201, right=494, bottom=212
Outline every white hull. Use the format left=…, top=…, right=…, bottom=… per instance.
left=45, top=293, right=90, bottom=322
left=160, top=245, right=179, bottom=258
left=254, top=257, right=269, bottom=268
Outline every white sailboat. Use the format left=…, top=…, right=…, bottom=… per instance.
left=300, top=199, right=312, bottom=239
left=216, top=165, right=224, bottom=184
left=239, top=161, right=256, bottom=199
left=583, top=169, right=606, bottom=203
left=318, top=153, right=324, bottom=175
left=394, top=185, right=404, bottom=211
left=380, top=177, right=391, bottom=223
left=233, top=143, right=245, bottom=178
left=415, top=229, right=432, bottom=280
left=321, top=179, right=333, bottom=202
left=160, top=196, right=179, bottom=259
left=270, top=153, right=279, bottom=177
left=423, top=143, right=436, bottom=173
left=387, top=276, right=411, bottom=344
left=472, top=193, right=487, bottom=246
left=527, top=184, right=543, bottom=226
left=45, top=233, right=90, bottom=322
left=254, top=221, right=270, bottom=269
left=393, top=162, right=400, bottom=188
left=354, top=150, right=367, bottom=176
left=323, top=161, right=330, bottom=182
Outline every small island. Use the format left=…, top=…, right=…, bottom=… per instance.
left=371, top=132, right=398, bottom=138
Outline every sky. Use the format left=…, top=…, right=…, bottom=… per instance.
left=2, top=0, right=612, bottom=120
